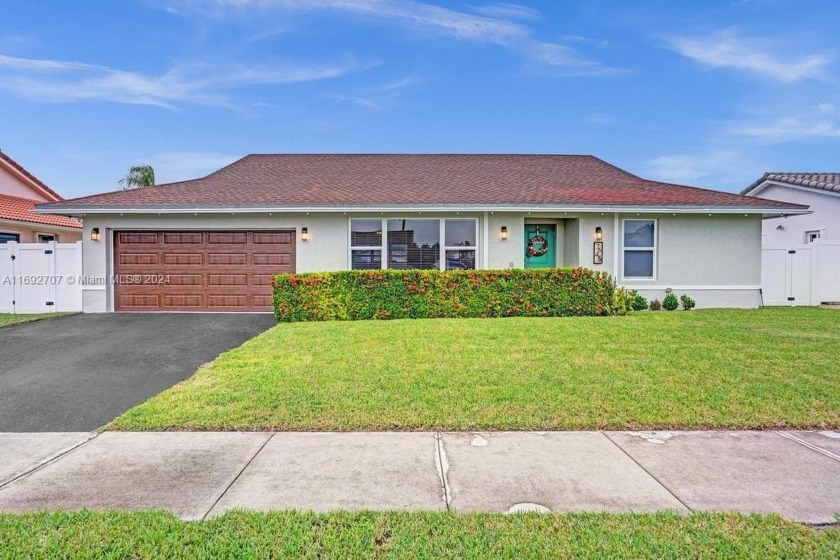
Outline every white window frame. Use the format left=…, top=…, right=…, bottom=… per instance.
left=621, top=218, right=657, bottom=281
left=37, top=232, right=57, bottom=243
left=348, top=219, right=385, bottom=270
left=805, top=229, right=821, bottom=244
left=348, top=218, right=479, bottom=270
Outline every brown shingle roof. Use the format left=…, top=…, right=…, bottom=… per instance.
left=41, top=154, right=806, bottom=211
left=741, top=172, right=840, bottom=195
left=0, top=193, right=82, bottom=228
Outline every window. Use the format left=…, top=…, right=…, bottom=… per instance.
left=622, top=219, right=656, bottom=279
left=350, top=219, right=383, bottom=269
left=349, top=218, right=477, bottom=270
left=444, top=219, right=476, bottom=270
left=805, top=230, right=821, bottom=243
left=0, top=232, right=20, bottom=244
left=37, top=234, right=56, bottom=243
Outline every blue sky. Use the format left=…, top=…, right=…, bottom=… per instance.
left=1, top=0, right=838, bottom=198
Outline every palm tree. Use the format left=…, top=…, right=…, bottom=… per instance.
left=119, top=165, right=155, bottom=190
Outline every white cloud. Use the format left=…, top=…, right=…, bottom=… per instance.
left=149, top=152, right=240, bottom=183
left=732, top=117, right=840, bottom=141
left=324, top=92, right=381, bottom=109
left=0, top=53, right=370, bottom=108
left=468, top=3, right=540, bottom=21
left=647, top=149, right=759, bottom=187
left=584, top=113, right=617, bottom=125
left=526, top=42, right=625, bottom=76
left=168, top=0, right=622, bottom=77
left=325, top=73, right=421, bottom=110
left=666, top=28, right=834, bottom=83
left=729, top=102, right=840, bottom=142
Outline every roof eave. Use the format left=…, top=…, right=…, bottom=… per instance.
left=34, top=203, right=810, bottom=216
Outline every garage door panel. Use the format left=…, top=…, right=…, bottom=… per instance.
left=208, top=253, right=248, bottom=266
left=118, top=232, right=158, bottom=244
left=163, top=232, right=203, bottom=244
left=114, top=230, right=294, bottom=312
left=162, top=253, right=203, bottom=266
left=207, top=232, right=247, bottom=244
left=118, top=294, right=160, bottom=309
left=162, top=294, right=204, bottom=308
left=166, top=274, right=205, bottom=286
left=253, top=232, right=292, bottom=244
left=208, top=274, right=248, bottom=286
left=253, top=253, right=291, bottom=266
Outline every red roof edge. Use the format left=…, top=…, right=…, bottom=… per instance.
left=0, top=150, right=64, bottom=202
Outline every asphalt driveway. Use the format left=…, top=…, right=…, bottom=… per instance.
left=0, top=314, right=276, bottom=432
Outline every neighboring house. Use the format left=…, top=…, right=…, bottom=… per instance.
left=37, top=154, right=806, bottom=313
left=741, top=173, right=839, bottom=245
left=0, top=150, right=82, bottom=243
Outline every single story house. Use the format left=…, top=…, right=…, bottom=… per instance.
left=742, top=172, right=838, bottom=245
left=0, top=150, right=82, bottom=243
left=37, top=154, right=807, bottom=313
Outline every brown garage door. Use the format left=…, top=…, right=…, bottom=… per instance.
left=114, top=230, right=295, bottom=312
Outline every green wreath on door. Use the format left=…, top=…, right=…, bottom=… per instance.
left=526, top=233, right=549, bottom=257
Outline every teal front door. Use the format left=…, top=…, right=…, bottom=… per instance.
left=524, top=224, right=556, bottom=268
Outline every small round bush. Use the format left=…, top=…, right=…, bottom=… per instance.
left=680, top=294, right=696, bottom=311
left=631, top=293, right=648, bottom=311
left=663, top=293, right=679, bottom=311
left=649, top=298, right=661, bottom=311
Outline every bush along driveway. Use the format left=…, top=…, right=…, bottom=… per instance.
left=109, top=308, right=840, bottom=431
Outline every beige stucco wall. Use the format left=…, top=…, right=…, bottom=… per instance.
left=0, top=166, right=51, bottom=201
left=78, top=211, right=762, bottom=312
left=617, top=213, right=762, bottom=309
left=0, top=220, right=82, bottom=243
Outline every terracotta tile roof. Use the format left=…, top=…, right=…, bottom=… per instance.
left=0, top=193, right=82, bottom=228
left=741, top=172, right=840, bottom=195
left=41, top=154, right=806, bottom=211
left=0, top=151, right=63, bottom=202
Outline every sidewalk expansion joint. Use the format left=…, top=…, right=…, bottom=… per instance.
left=434, top=432, right=452, bottom=510
left=202, top=432, right=275, bottom=521
left=601, top=432, right=693, bottom=513
left=0, top=432, right=99, bottom=491
left=777, top=431, right=840, bottom=463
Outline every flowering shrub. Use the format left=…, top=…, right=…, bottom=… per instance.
left=273, top=268, right=615, bottom=322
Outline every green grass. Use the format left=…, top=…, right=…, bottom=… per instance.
left=0, top=510, right=837, bottom=559
left=0, top=312, right=73, bottom=328
left=109, top=308, right=840, bottom=431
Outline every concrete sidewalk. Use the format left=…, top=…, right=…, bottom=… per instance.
left=0, top=431, right=838, bottom=523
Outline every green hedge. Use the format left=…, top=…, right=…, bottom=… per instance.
left=272, top=268, right=614, bottom=322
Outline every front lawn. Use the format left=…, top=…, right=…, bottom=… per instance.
left=0, top=312, right=72, bottom=328
left=109, top=308, right=840, bottom=431
left=1, top=510, right=837, bottom=558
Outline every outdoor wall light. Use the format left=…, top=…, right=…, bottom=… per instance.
left=500, top=226, right=508, bottom=240
left=90, top=227, right=100, bottom=242
left=301, top=227, right=309, bottom=241
left=595, top=226, right=603, bottom=241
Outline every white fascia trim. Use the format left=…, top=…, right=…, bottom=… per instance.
left=618, top=285, right=761, bottom=291
left=35, top=204, right=810, bottom=216
left=748, top=180, right=840, bottom=201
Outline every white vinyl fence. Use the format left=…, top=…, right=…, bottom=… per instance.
left=0, top=242, right=83, bottom=314
left=761, top=240, right=840, bottom=306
